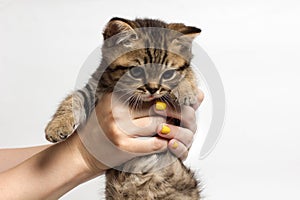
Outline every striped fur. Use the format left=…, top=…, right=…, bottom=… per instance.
left=45, top=18, right=202, bottom=199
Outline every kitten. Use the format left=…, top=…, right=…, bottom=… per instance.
left=45, top=17, right=202, bottom=199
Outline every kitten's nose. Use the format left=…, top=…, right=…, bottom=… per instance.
left=148, top=87, right=159, bottom=94
left=145, top=83, right=159, bottom=94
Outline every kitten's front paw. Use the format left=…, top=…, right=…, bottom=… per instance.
left=178, top=93, right=197, bottom=106
left=45, top=115, right=75, bottom=143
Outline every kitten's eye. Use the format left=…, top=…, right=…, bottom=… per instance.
left=162, top=70, right=176, bottom=80
left=130, top=67, right=144, bottom=78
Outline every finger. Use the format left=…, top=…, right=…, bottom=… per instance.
left=181, top=106, right=197, bottom=133
left=122, top=136, right=168, bottom=154
left=192, top=89, right=205, bottom=110
left=154, top=104, right=197, bottom=131
left=117, top=116, right=166, bottom=137
left=156, top=124, right=194, bottom=148
left=168, top=139, right=189, bottom=160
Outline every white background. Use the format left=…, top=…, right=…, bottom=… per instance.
left=0, top=0, right=299, bottom=199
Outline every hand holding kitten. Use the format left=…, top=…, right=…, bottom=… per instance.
left=73, top=90, right=204, bottom=173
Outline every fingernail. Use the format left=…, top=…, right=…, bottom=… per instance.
left=161, top=124, right=170, bottom=135
left=172, top=141, right=178, bottom=149
left=156, top=101, right=166, bottom=110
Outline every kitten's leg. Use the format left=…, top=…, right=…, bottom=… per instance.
left=45, top=83, right=96, bottom=143
left=175, top=78, right=198, bottom=106
left=45, top=92, right=83, bottom=142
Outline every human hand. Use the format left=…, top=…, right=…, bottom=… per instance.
left=154, top=90, right=204, bottom=160
left=72, top=90, right=204, bottom=173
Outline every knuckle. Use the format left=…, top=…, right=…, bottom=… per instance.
left=106, top=124, right=125, bottom=147
left=156, top=116, right=166, bottom=124
left=109, top=124, right=120, bottom=136
left=184, top=113, right=196, bottom=128
left=152, top=138, right=164, bottom=151
left=153, top=116, right=166, bottom=128
left=180, top=151, right=189, bottom=161
left=183, top=106, right=195, bottom=120
left=114, top=138, right=126, bottom=149
left=185, top=133, right=194, bottom=147
left=191, top=123, right=197, bottom=133
left=190, top=111, right=196, bottom=122
left=198, top=90, right=205, bottom=102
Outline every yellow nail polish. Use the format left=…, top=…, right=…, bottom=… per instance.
left=172, top=141, right=178, bottom=149
left=161, top=125, right=170, bottom=134
left=156, top=101, right=166, bottom=110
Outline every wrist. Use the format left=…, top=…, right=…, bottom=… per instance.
left=66, top=132, right=109, bottom=176
left=40, top=134, right=106, bottom=199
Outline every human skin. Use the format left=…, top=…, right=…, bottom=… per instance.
left=0, top=91, right=204, bottom=199
left=0, top=145, right=51, bottom=173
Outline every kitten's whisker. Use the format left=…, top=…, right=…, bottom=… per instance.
left=161, top=96, right=172, bottom=108
left=138, top=95, right=142, bottom=110
left=133, top=95, right=140, bottom=111
left=114, top=88, right=134, bottom=93
left=115, top=90, right=135, bottom=104
left=162, top=95, right=177, bottom=110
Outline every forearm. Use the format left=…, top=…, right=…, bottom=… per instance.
left=0, top=133, right=104, bottom=200
left=0, top=145, right=51, bottom=173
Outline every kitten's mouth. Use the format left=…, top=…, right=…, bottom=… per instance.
left=147, top=95, right=156, bottom=100
left=140, top=94, right=163, bottom=102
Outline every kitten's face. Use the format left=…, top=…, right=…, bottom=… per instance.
left=110, top=49, right=189, bottom=102
left=99, top=18, right=200, bottom=104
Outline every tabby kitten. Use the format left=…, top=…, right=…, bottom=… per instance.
left=45, top=17, right=201, bottom=199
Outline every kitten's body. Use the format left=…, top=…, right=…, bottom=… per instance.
left=106, top=152, right=199, bottom=200
left=45, top=18, right=201, bottom=199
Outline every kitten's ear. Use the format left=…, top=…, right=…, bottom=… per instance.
left=168, top=24, right=201, bottom=53
left=103, top=17, right=138, bottom=47
left=168, top=23, right=201, bottom=41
